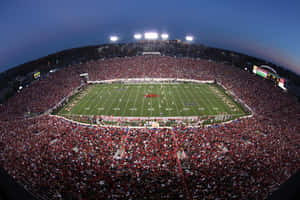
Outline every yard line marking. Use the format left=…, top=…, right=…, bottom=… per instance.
left=102, top=85, right=124, bottom=115
left=95, top=85, right=115, bottom=115
left=88, top=85, right=105, bottom=114
left=72, top=85, right=96, bottom=114
left=183, top=85, right=200, bottom=116
left=158, top=83, right=162, bottom=116
left=163, top=85, right=172, bottom=116
left=168, top=85, right=181, bottom=116
left=61, top=83, right=246, bottom=121
left=194, top=85, right=213, bottom=115
left=130, top=85, right=140, bottom=116
left=111, top=85, right=128, bottom=116
left=176, top=85, right=195, bottom=115
left=172, top=85, right=186, bottom=115
left=121, top=85, right=134, bottom=116
left=206, top=85, right=227, bottom=114
left=150, top=85, right=153, bottom=116
left=140, top=85, right=146, bottom=116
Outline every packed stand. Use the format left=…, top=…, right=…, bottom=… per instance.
left=0, top=55, right=299, bottom=199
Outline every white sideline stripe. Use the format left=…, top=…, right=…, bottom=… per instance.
left=183, top=108, right=190, bottom=110
left=98, top=107, right=104, bottom=110
left=113, top=108, right=120, bottom=110
left=129, top=108, right=137, bottom=111
left=166, top=108, right=173, bottom=111
left=148, top=108, right=154, bottom=111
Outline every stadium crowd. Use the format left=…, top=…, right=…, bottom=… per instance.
left=0, top=55, right=299, bottom=199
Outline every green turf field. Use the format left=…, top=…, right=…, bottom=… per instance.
left=56, top=83, right=248, bottom=119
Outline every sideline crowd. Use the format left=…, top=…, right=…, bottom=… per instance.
left=0, top=56, right=299, bottom=199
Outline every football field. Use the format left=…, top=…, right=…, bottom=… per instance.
left=56, top=83, right=247, bottom=119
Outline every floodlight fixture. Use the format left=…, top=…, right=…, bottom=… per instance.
left=161, top=33, right=169, bottom=40
left=110, top=36, right=119, bottom=42
left=144, top=32, right=158, bottom=40
left=185, top=36, right=194, bottom=41
left=134, top=33, right=142, bottom=40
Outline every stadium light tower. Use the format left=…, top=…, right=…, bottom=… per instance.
left=109, top=35, right=119, bottom=42
left=161, top=33, right=169, bottom=40
left=185, top=35, right=194, bottom=42
left=144, top=32, right=158, bottom=40
left=134, top=33, right=142, bottom=40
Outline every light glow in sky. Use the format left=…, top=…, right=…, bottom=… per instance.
left=134, top=34, right=142, bottom=40
left=109, top=36, right=119, bottom=42
left=144, top=32, right=159, bottom=40
left=0, top=0, right=299, bottom=75
left=185, top=36, right=194, bottom=41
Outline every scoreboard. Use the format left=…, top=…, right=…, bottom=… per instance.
left=33, top=72, right=40, bottom=79
left=253, top=65, right=287, bottom=91
left=253, top=65, right=268, bottom=78
left=278, top=78, right=287, bottom=90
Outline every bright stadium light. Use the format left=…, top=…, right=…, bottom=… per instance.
left=185, top=35, right=194, bottom=41
left=144, top=32, right=158, bottom=40
left=161, top=33, right=169, bottom=40
left=110, top=36, right=119, bottom=42
left=134, top=33, right=142, bottom=40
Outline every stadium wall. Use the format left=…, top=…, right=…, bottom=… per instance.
left=87, top=78, right=214, bottom=84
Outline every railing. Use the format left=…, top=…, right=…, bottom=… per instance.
left=88, top=78, right=214, bottom=84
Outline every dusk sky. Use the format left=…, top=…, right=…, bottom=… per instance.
left=1, top=0, right=300, bottom=75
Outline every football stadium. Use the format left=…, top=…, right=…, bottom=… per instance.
left=0, top=39, right=299, bottom=200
